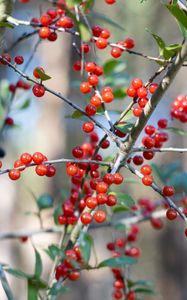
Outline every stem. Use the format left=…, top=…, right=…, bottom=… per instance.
left=0, top=265, right=16, bottom=300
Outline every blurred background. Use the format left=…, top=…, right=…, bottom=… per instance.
left=0, top=0, right=187, bottom=299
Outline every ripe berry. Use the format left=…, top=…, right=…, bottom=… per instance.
left=20, top=153, right=32, bottom=165
left=33, top=67, right=45, bottom=79
left=100, top=29, right=110, bottom=39
left=40, top=14, right=52, bottom=26
left=132, top=78, right=143, bottom=89
left=105, top=0, right=116, bottom=5
left=33, top=152, right=44, bottom=164
left=35, top=164, right=48, bottom=176
left=39, top=27, right=51, bottom=39
left=103, top=173, right=114, bottom=185
left=97, top=193, right=108, bottom=205
left=150, top=218, right=163, bottom=230
left=133, top=105, right=142, bottom=117
left=133, top=155, right=143, bottom=165
left=143, top=151, right=154, bottom=160
left=5, top=117, right=14, bottom=126
left=92, top=25, right=102, bottom=37
left=96, top=38, right=108, bottom=49
left=32, top=84, right=45, bottom=97
left=142, top=175, right=153, bottom=186
left=8, top=169, right=21, bottom=180
left=94, top=210, right=106, bottom=223
left=72, top=146, right=83, bottom=158
left=142, top=136, right=155, bottom=149
left=140, top=164, right=152, bottom=175
left=102, top=92, right=114, bottom=103
left=68, top=271, right=80, bottom=281
left=14, top=56, right=24, bottom=65
left=157, top=118, right=168, bottom=128
left=46, top=165, right=56, bottom=177
left=86, top=196, right=98, bottom=209
left=113, top=173, right=123, bottom=184
left=149, top=83, right=158, bottom=94
left=67, top=165, right=78, bottom=176
left=0, top=53, right=11, bottom=65
left=144, top=125, right=155, bottom=136
left=85, top=62, right=96, bottom=73
left=137, top=87, right=148, bottom=98
left=88, top=74, right=99, bottom=86
left=82, top=122, right=94, bottom=133
left=57, top=16, right=74, bottom=28
left=14, top=160, right=25, bottom=171
left=127, top=291, right=136, bottom=300
left=127, top=86, right=137, bottom=98
left=111, top=47, right=122, bottom=58
left=112, top=289, right=123, bottom=299
left=48, top=31, right=58, bottom=42
left=80, top=82, right=91, bottom=94
left=101, top=139, right=110, bottom=149
left=73, top=61, right=81, bottom=71
left=80, top=212, right=92, bottom=225
left=80, top=43, right=90, bottom=53
left=163, top=185, right=175, bottom=197
left=166, top=208, right=177, bottom=220
left=107, top=194, right=117, bottom=206
left=123, top=37, right=135, bottom=49
left=85, top=104, right=96, bottom=116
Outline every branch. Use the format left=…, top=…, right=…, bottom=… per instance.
left=125, top=163, right=187, bottom=222
left=132, top=147, right=187, bottom=153
left=0, top=228, right=63, bottom=240
left=122, top=40, right=187, bottom=154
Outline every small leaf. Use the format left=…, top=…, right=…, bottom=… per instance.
left=112, top=205, right=130, bottom=213
left=0, top=21, right=14, bottom=28
left=103, top=59, right=120, bottom=75
left=113, top=88, right=127, bottom=99
left=45, top=244, right=64, bottom=261
left=53, top=201, right=63, bottom=225
left=4, top=267, right=31, bottom=279
left=115, top=123, right=134, bottom=133
left=147, top=30, right=165, bottom=53
left=78, top=23, right=91, bottom=41
left=20, top=99, right=30, bottom=110
left=114, top=223, right=127, bottom=231
left=79, top=232, right=93, bottom=263
left=34, top=249, right=42, bottom=279
left=66, top=110, right=85, bottom=119
left=110, top=192, right=135, bottom=207
left=134, top=287, right=155, bottom=295
left=34, top=68, right=51, bottom=81
left=165, top=126, right=187, bottom=136
left=37, top=194, right=53, bottom=210
left=166, top=4, right=187, bottom=30
left=98, top=255, right=137, bottom=268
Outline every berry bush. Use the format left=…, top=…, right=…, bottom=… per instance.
left=0, top=0, right=187, bottom=299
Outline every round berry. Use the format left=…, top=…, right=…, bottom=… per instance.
left=163, top=185, right=175, bottom=197
left=94, top=210, right=106, bottom=223
left=32, top=84, right=45, bottom=97
left=8, top=169, right=21, bottom=180
left=166, top=208, right=177, bottom=220
left=80, top=212, right=92, bottom=225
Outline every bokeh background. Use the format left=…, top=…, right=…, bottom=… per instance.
left=0, top=0, right=187, bottom=299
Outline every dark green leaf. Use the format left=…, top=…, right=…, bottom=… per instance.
left=79, top=232, right=93, bottom=263
left=0, top=21, right=14, bottom=28
left=113, top=88, right=127, bottom=99
left=5, top=268, right=31, bottom=279
left=112, top=205, right=130, bottom=213
left=20, top=99, right=30, bottom=110
left=78, top=23, right=91, bottom=41
left=134, top=287, right=155, bottom=295
left=166, top=4, right=187, bottom=30
left=165, top=126, right=187, bottom=136
left=115, top=123, right=134, bottom=133
left=37, top=194, right=53, bottom=210
left=98, top=255, right=137, bottom=268
left=45, top=244, right=64, bottom=261
left=34, top=68, right=51, bottom=81
left=34, top=249, right=42, bottom=279
left=103, top=59, right=119, bottom=75
left=147, top=30, right=165, bottom=53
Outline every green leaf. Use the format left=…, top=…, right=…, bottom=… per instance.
left=134, top=287, right=155, bottom=295
left=53, top=201, right=62, bottom=225
left=28, top=280, right=37, bottom=300
left=4, top=267, right=31, bottom=279
left=45, top=244, right=64, bottom=261
left=66, top=110, right=85, bottom=119
left=0, top=21, right=14, bottom=28
left=90, top=11, right=125, bottom=31
left=34, top=249, right=42, bottom=279
left=115, top=123, right=134, bottom=133
left=78, top=23, right=91, bottom=42
left=37, top=194, right=53, bottom=210
left=165, top=126, right=187, bottom=136
left=20, top=99, right=30, bottom=110
left=113, top=88, right=127, bottom=99
left=119, top=110, right=134, bottom=122
left=112, top=205, right=130, bottom=213
left=79, top=232, right=93, bottom=263
left=110, top=192, right=135, bottom=207
left=166, top=4, right=187, bottom=31
left=49, top=281, right=69, bottom=296
left=34, top=68, right=51, bottom=81
left=147, top=30, right=165, bottom=53
left=103, top=59, right=119, bottom=75
left=66, top=0, right=82, bottom=6
left=98, top=255, right=137, bottom=268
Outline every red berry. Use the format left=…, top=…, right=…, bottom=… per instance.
left=97, top=193, right=108, bottom=205
left=127, top=86, right=137, bottom=98
left=113, top=173, right=123, bottom=184
left=85, top=104, right=97, bottom=116
left=68, top=271, right=80, bottom=281
left=107, top=194, right=117, bottom=206
left=67, top=164, right=78, bottom=176
left=14, top=160, right=25, bottom=171
left=8, top=169, right=21, bottom=180
left=80, top=82, right=91, bottom=94
left=132, top=78, right=143, bottom=89
left=86, top=196, right=98, bottom=209
left=33, top=67, right=45, bottom=79
left=123, top=37, right=135, bottom=49
left=111, top=47, right=122, bottom=58
left=85, top=62, right=96, bottom=73
left=133, top=155, right=143, bottom=165
left=149, top=83, right=158, bottom=94
left=80, top=212, right=92, bottom=225
left=103, top=173, right=114, bottom=185
left=133, top=105, right=142, bottom=117
left=144, top=125, right=155, bottom=135
left=5, top=117, right=14, bottom=126
left=127, top=291, right=136, bottom=300
left=140, top=164, right=152, bottom=175
left=166, top=208, right=177, bottom=220
left=82, top=122, right=94, bottom=133
left=57, top=16, right=74, bottom=28
left=72, top=146, right=83, bottom=158
left=102, top=92, right=114, bottom=103
left=14, top=56, right=24, bottom=65
left=40, top=14, right=52, bottom=26
left=33, top=152, right=44, bottom=164
left=163, top=185, right=175, bottom=197
left=35, top=164, right=48, bottom=176
left=39, top=27, right=51, bottom=39
left=105, top=0, right=116, bottom=5
left=48, top=31, right=58, bottom=42
left=150, top=218, right=163, bottom=230
left=137, top=87, right=148, bottom=98
left=96, top=38, right=108, bottom=49
left=80, top=43, right=90, bottom=53
left=143, top=151, right=154, bottom=160
left=96, top=181, right=108, bottom=193
left=94, top=210, right=106, bottom=223
left=92, top=25, right=102, bottom=37
left=46, top=165, right=56, bottom=177
left=32, top=84, right=45, bottom=97
left=157, top=118, right=168, bottom=128
left=20, top=153, right=32, bottom=165
left=0, top=53, right=11, bottom=65
left=142, top=175, right=153, bottom=186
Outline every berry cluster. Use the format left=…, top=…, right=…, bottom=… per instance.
left=170, top=95, right=187, bottom=123
left=8, top=152, right=56, bottom=180
left=55, top=246, right=82, bottom=282
left=107, top=225, right=140, bottom=300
